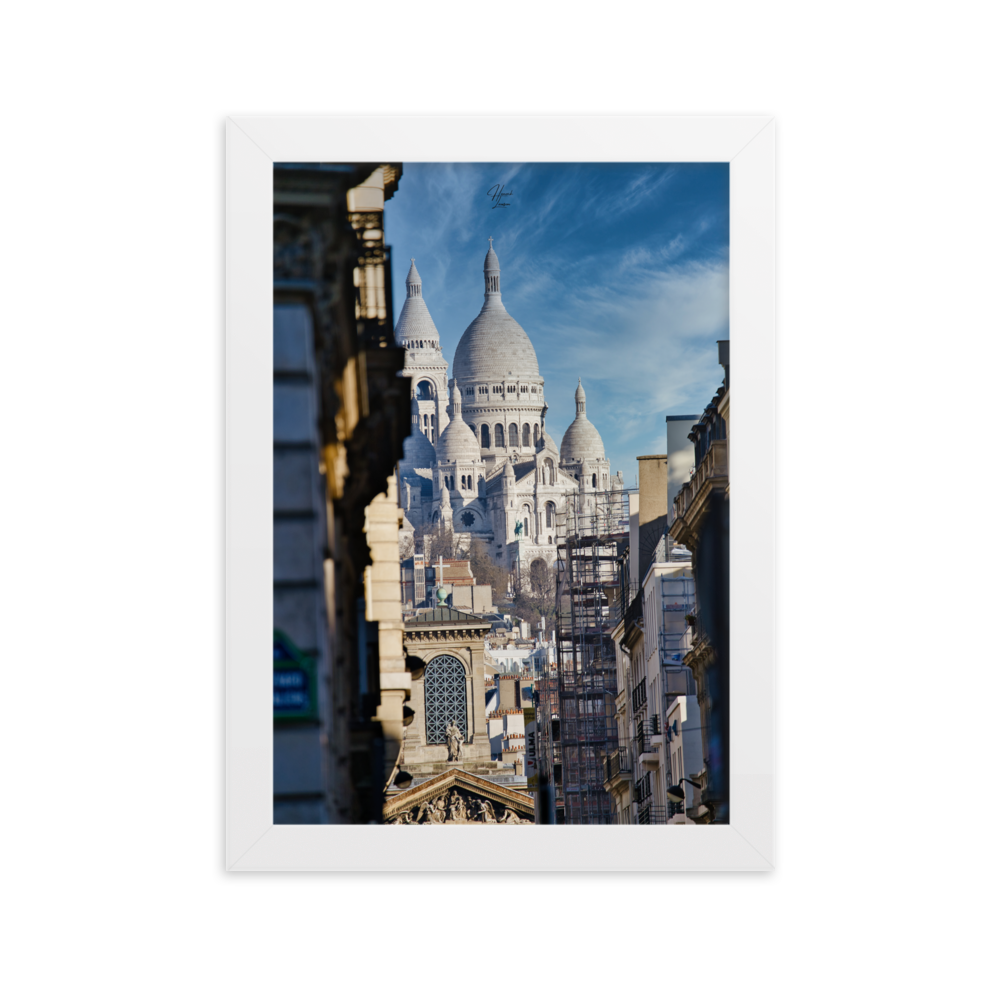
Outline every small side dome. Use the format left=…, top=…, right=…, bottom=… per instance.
left=560, top=379, right=606, bottom=463
left=535, top=428, right=560, bottom=455
left=402, top=425, right=436, bottom=467
left=436, top=386, right=482, bottom=463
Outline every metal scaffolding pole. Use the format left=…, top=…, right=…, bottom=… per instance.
left=535, top=486, right=632, bottom=824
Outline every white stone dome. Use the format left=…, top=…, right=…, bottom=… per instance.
left=560, top=419, right=605, bottom=462
left=436, top=385, right=482, bottom=463
left=560, top=379, right=606, bottom=462
left=402, top=424, right=436, bottom=467
left=394, top=259, right=441, bottom=346
left=453, top=242, right=540, bottom=383
left=536, top=427, right=560, bottom=455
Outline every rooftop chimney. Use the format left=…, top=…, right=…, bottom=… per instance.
left=636, top=455, right=671, bottom=585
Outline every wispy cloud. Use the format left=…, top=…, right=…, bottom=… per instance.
left=386, top=161, right=729, bottom=479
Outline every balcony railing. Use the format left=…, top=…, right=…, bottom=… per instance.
left=673, top=438, right=728, bottom=524
left=604, top=747, right=632, bottom=784
left=637, top=804, right=668, bottom=825
left=631, top=678, right=647, bottom=714
left=633, top=717, right=661, bottom=756
left=633, top=773, right=652, bottom=804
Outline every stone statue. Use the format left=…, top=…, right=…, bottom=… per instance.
left=472, top=798, right=496, bottom=823
left=415, top=795, right=446, bottom=824
left=446, top=720, right=463, bottom=761
left=428, top=796, right=446, bottom=824
left=447, top=790, right=468, bottom=823
left=499, top=808, right=525, bottom=824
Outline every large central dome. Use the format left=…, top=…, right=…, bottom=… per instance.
left=453, top=242, right=540, bottom=383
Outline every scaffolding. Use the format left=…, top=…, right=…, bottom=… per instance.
left=535, top=487, right=631, bottom=824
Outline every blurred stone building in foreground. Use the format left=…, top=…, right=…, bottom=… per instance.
left=273, top=163, right=410, bottom=823
left=668, top=340, right=730, bottom=822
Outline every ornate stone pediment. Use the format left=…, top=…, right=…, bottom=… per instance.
left=384, top=768, right=534, bottom=825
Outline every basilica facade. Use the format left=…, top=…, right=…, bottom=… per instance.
left=397, top=242, right=624, bottom=583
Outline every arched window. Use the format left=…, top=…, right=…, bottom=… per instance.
left=533, top=424, right=540, bottom=444
left=509, top=424, right=519, bottom=449
left=481, top=425, right=490, bottom=448
left=521, top=504, right=533, bottom=538
left=522, top=424, right=531, bottom=449
left=592, top=474, right=597, bottom=488
left=416, top=380, right=434, bottom=400
left=432, top=510, right=440, bottom=523
left=423, top=654, right=468, bottom=745
left=546, top=502, right=555, bottom=528
left=494, top=424, right=505, bottom=448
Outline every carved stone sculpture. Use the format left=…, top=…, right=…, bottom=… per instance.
left=429, top=796, right=447, bottom=823
left=447, top=790, right=468, bottom=823
left=445, top=719, right=463, bottom=761
left=471, top=798, right=496, bottom=823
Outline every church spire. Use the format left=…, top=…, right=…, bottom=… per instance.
left=575, top=378, right=586, bottom=416
left=484, top=238, right=501, bottom=299
left=405, top=258, right=422, bottom=299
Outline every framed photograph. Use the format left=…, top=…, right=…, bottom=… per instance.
left=225, top=113, right=780, bottom=872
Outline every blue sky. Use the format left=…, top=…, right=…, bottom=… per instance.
left=386, top=162, right=729, bottom=487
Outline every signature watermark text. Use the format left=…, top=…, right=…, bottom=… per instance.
left=487, top=183, right=512, bottom=209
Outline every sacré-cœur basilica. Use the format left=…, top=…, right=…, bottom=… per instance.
left=396, top=240, right=625, bottom=582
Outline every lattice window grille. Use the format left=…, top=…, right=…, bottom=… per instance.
left=424, top=655, right=468, bottom=745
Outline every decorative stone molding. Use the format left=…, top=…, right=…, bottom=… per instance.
left=383, top=767, right=534, bottom=824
